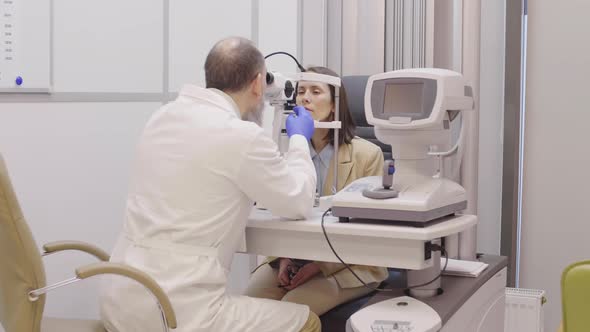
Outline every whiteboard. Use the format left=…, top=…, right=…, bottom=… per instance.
left=0, top=0, right=50, bottom=92
left=52, top=0, right=163, bottom=93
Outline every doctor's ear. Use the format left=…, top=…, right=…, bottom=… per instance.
left=251, top=73, right=263, bottom=97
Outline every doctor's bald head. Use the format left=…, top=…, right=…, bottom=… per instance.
left=205, top=37, right=265, bottom=93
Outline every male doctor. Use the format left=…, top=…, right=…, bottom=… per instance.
left=100, top=37, right=320, bottom=332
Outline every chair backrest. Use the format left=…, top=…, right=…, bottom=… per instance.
left=561, top=260, right=590, bottom=332
left=341, top=75, right=392, bottom=160
left=0, top=154, right=46, bottom=332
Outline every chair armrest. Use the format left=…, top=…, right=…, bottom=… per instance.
left=43, top=241, right=110, bottom=261
left=76, top=262, right=177, bottom=329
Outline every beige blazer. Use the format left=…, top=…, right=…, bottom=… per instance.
left=268, top=137, right=389, bottom=288
left=315, top=137, right=389, bottom=288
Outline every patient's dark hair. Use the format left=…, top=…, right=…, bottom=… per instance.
left=205, top=37, right=265, bottom=92
left=304, top=66, right=356, bottom=145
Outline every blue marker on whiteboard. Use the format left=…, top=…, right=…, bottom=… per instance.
left=15, top=76, right=23, bottom=86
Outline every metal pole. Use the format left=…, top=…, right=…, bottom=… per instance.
left=458, top=0, right=481, bottom=261
left=332, top=87, right=340, bottom=194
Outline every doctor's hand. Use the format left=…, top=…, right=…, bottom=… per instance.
left=283, top=262, right=321, bottom=291
left=286, top=106, right=315, bottom=140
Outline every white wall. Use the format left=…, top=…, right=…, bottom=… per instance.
left=433, top=0, right=460, bottom=71
left=168, top=0, right=252, bottom=91
left=258, top=0, right=299, bottom=136
left=301, top=0, right=327, bottom=67
left=0, top=1, right=298, bottom=326
left=477, top=0, right=505, bottom=255
left=341, top=0, right=385, bottom=75
left=433, top=0, right=506, bottom=256
left=0, top=102, right=157, bottom=321
left=519, top=0, right=590, bottom=330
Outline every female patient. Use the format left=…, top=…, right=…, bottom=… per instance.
left=244, top=66, right=389, bottom=316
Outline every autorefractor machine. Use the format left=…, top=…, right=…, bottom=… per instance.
left=258, top=67, right=507, bottom=332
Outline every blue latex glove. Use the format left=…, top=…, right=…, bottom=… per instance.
left=286, top=106, right=315, bottom=140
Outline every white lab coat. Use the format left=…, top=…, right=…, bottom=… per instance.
left=100, top=85, right=316, bottom=332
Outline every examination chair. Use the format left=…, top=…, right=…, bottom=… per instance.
left=319, top=75, right=396, bottom=331
left=342, top=75, right=392, bottom=160
left=0, top=153, right=177, bottom=332
left=559, top=260, right=590, bottom=332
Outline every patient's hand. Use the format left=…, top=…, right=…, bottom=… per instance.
left=284, top=262, right=321, bottom=290
left=278, top=258, right=297, bottom=287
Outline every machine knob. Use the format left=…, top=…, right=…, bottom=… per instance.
left=284, top=80, right=294, bottom=99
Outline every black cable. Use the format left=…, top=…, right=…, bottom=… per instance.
left=264, top=51, right=306, bottom=72
left=250, top=261, right=269, bottom=275
left=320, top=208, right=449, bottom=292
left=409, top=245, right=448, bottom=289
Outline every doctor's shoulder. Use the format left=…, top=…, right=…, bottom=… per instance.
left=224, top=117, right=266, bottom=144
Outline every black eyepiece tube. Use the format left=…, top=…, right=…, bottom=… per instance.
left=264, top=51, right=306, bottom=72
left=266, top=72, right=275, bottom=85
